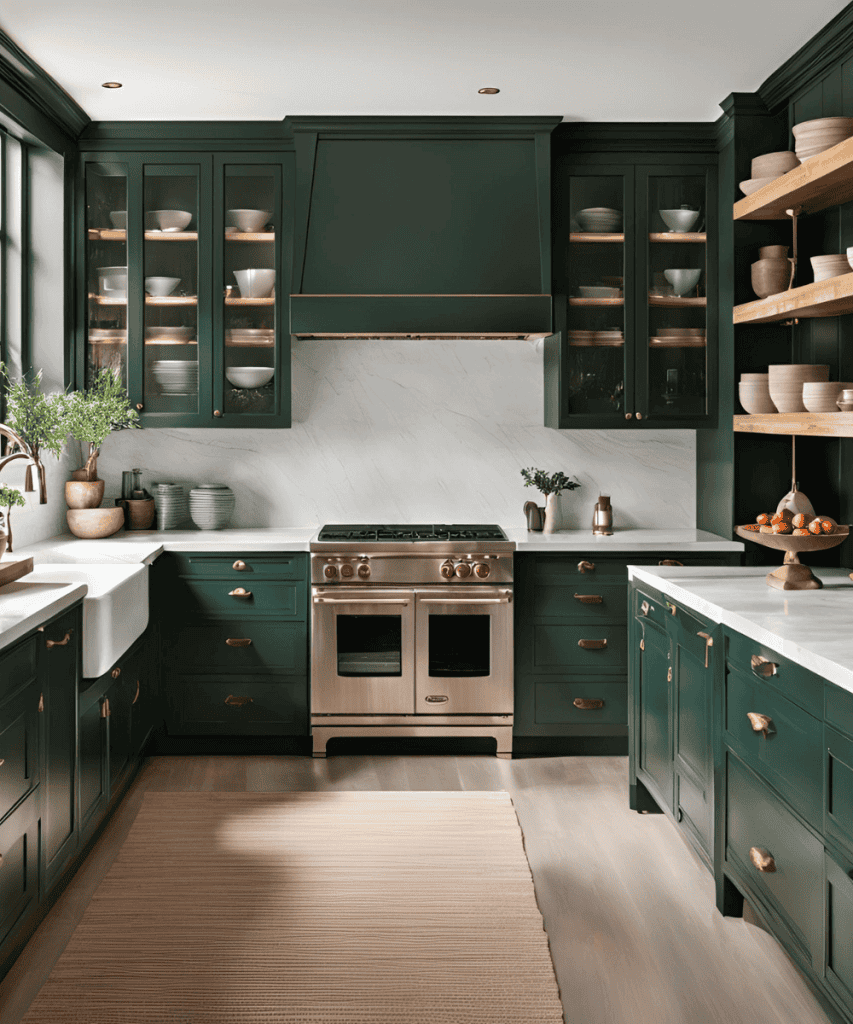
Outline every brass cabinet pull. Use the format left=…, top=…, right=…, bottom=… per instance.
left=697, top=631, right=714, bottom=668
left=132, top=679, right=140, bottom=705
left=659, top=559, right=685, bottom=567
left=747, top=712, right=773, bottom=738
left=749, top=846, right=776, bottom=873
left=224, top=694, right=253, bottom=707
left=425, top=695, right=449, bottom=703
left=228, top=587, right=252, bottom=599
left=111, top=667, right=121, bottom=679
left=667, top=666, right=673, bottom=682
left=213, top=409, right=223, bottom=418
left=573, top=698, right=604, bottom=710
left=45, top=629, right=73, bottom=649
left=38, top=693, right=44, bottom=712
left=640, top=600, right=650, bottom=616
left=635, top=411, right=644, bottom=420
left=665, top=601, right=677, bottom=616
left=624, top=412, right=633, bottom=420
left=101, top=697, right=110, bottom=719
left=751, top=655, right=779, bottom=678
left=232, top=560, right=248, bottom=571
left=226, top=638, right=252, bottom=647
left=574, top=593, right=603, bottom=604
left=639, top=638, right=645, bottom=651
left=578, top=638, right=607, bottom=650
left=577, top=560, right=595, bottom=574
left=0, top=759, right=4, bottom=767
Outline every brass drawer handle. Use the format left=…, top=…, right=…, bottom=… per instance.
left=577, top=560, right=595, bottom=574
left=749, top=846, right=776, bottom=873
left=228, top=587, right=253, bottom=599
left=666, top=601, right=677, bottom=615
left=578, top=638, right=607, bottom=650
left=232, top=560, right=248, bottom=571
left=111, top=667, right=121, bottom=679
left=697, top=631, right=714, bottom=668
left=573, top=698, right=604, bottom=710
left=659, top=559, right=684, bottom=567
left=224, top=694, right=253, bottom=707
left=640, top=600, right=650, bottom=616
left=425, top=695, right=449, bottom=704
left=101, top=697, right=110, bottom=719
left=46, top=629, right=73, bottom=649
left=0, top=759, right=4, bottom=767
left=132, top=679, right=140, bottom=705
left=574, top=593, right=603, bottom=604
left=751, top=655, right=778, bottom=678
left=226, top=638, right=252, bottom=647
left=747, top=712, right=773, bottom=738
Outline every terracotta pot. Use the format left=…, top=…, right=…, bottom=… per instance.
left=65, top=480, right=105, bottom=509
left=116, top=497, right=155, bottom=531
left=66, top=507, right=124, bottom=539
left=751, top=258, right=791, bottom=298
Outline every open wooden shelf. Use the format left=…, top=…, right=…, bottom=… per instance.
left=733, top=272, right=853, bottom=324
left=733, top=136, right=853, bottom=221
left=568, top=297, right=624, bottom=307
left=88, top=295, right=198, bottom=306
left=224, top=297, right=275, bottom=306
left=733, top=412, right=853, bottom=437
left=569, top=233, right=624, bottom=243
left=88, top=229, right=274, bottom=241
left=648, top=233, right=707, bottom=243
left=648, top=295, right=706, bottom=308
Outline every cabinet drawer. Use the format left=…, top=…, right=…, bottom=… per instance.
left=166, top=553, right=306, bottom=580
left=0, top=636, right=37, bottom=704
left=533, top=624, right=627, bottom=672
left=825, top=848, right=853, bottom=1013
left=168, top=676, right=307, bottom=735
left=163, top=620, right=307, bottom=675
left=171, top=579, right=304, bottom=620
left=534, top=583, right=626, bottom=622
left=726, top=753, right=823, bottom=968
left=0, top=791, right=39, bottom=954
left=826, top=727, right=853, bottom=855
left=725, top=665, right=822, bottom=830
left=534, top=680, right=627, bottom=725
left=724, top=628, right=824, bottom=714
left=827, top=684, right=853, bottom=740
left=0, top=682, right=40, bottom=820
left=531, top=557, right=629, bottom=584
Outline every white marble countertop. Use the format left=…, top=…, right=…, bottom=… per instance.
left=0, top=578, right=87, bottom=655
left=628, top=564, right=853, bottom=695
left=507, top=528, right=744, bottom=552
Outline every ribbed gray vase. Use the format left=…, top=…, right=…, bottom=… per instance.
left=189, top=484, right=235, bottom=530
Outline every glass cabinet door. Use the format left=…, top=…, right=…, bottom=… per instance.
left=637, top=166, right=715, bottom=423
left=84, top=163, right=129, bottom=388
left=556, top=167, right=634, bottom=424
left=217, top=161, right=282, bottom=421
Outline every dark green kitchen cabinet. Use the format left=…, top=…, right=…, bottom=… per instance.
left=546, top=154, right=717, bottom=429
left=825, top=847, right=853, bottom=1017
left=634, top=615, right=673, bottom=811
left=78, top=684, right=107, bottom=841
left=76, top=151, right=293, bottom=427
left=0, top=791, right=39, bottom=965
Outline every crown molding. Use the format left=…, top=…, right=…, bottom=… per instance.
left=284, top=115, right=562, bottom=138
left=552, top=121, right=717, bottom=153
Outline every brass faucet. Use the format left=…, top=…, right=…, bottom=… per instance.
left=0, top=423, right=47, bottom=504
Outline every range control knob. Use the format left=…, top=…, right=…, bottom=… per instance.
left=357, top=563, right=371, bottom=579
left=440, top=561, right=455, bottom=579
left=340, top=564, right=355, bottom=578
left=454, top=562, right=472, bottom=578
left=473, top=562, right=490, bottom=579
left=324, top=564, right=338, bottom=579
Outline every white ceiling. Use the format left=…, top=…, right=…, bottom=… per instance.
left=1, top=0, right=849, bottom=123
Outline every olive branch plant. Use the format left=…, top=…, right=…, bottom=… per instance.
left=64, top=370, right=141, bottom=481
left=520, top=467, right=581, bottom=497
left=0, top=483, right=27, bottom=553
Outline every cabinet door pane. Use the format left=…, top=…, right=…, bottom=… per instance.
left=222, top=166, right=280, bottom=418
left=642, top=172, right=709, bottom=419
left=85, top=163, right=129, bottom=388
left=142, top=167, right=200, bottom=415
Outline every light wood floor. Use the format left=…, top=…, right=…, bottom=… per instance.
left=0, top=754, right=833, bottom=1024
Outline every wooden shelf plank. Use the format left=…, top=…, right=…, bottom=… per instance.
left=224, top=297, right=275, bottom=306
left=733, top=272, right=853, bottom=324
left=225, top=231, right=275, bottom=242
left=568, top=297, right=624, bottom=306
left=648, top=295, right=706, bottom=307
left=648, top=232, right=707, bottom=242
left=569, top=233, right=624, bottom=243
left=87, top=229, right=199, bottom=241
left=734, top=412, right=853, bottom=437
left=733, top=136, right=853, bottom=221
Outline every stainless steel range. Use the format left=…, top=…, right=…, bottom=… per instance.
left=310, top=524, right=515, bottom=758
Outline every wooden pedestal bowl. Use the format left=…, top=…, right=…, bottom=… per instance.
left=735, top=525, right=850, bottom=590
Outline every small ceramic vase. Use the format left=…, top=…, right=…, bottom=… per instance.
left=751, top=245, right=792, bottom=298
left=543, top=493, right=561, bottom=534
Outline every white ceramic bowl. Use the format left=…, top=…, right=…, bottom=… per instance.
left=578, top=285, right=620, bottom=298
left=576, top=207, right=622, bottom=232
left=739, top=177, right=777, bottom=196
left=145, top=276, right=181, bottom=297
left=664, top=268, right=702, bottom=296
left=738, top=383, right=777, bottom=415
left=802, top=381, right=853, bottom=413
left=234, top=268, right=275, bottom=298
left=109, top=211, right=127, bottom=229
left=810, top=255, right=852, bottom=282
left=226, top=209, right=271, bottom=233
left=750, top=151, right=800, bottom=177
left=146, top=209, right=192, bottom=232
left=225, top=366, right=275, bottom=389
left=97, top=266, right=127, bottom=298
left=659, top=208, right=700, bottom=232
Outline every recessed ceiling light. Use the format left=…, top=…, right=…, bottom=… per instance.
left=478, top=88, right=500, bottom=95
left=102, top=82, right=122, bottom=89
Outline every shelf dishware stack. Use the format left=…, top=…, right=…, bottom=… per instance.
left=768, top=364, right=829, bottom=413
left=189, top=484, right=236, bottom=530
left=739, top=373, right=776, bottom=414
left=152, top=359, right=199, bottom=396
left=802, top=381, right=853, bottom=413
left=751, top=151, right=800, bottom=177
left=792, top=116, right=853, bottom=161
left=154, top=483, right=189, bottom=531
left=575, top=207, right=621, bottom=233
left=810, top=254, right=853, bottom=283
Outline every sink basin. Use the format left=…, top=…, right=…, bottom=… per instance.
left=23, top=564, right=149, bottom=678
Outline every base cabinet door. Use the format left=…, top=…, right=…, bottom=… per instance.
left=638, top=620, right=673, bottom=811
left=0, top=792, right=40, bottom=962
left=0, top=681, right=40, bottom=822
left=78, top=688, right=107, bottom=839
left=168, top=676, right=307, bottom=735
left=105, top=674, right=133, bottom=798
left=826, top=848, right=853, bottom=1016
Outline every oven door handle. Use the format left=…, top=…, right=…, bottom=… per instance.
left=313, top=597, right=411, bottom=605
left=418, top=591, right=512, bottom=605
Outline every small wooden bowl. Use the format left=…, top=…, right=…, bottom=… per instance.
left=66, top=507, right=124, bottom=539
left=735, top=525, right=849, bottom=590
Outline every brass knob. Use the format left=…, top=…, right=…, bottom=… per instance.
left=132, top=679, right=140, bottom=705
left=751, top=655, right=779, bottom=678
left=324, top=565, right=338, bottom=579
left=455, top=562, right=471, bottom=578
left=136, top=403, right=144, bottom=411
left=440, top=561, right=454, bottom=579
left=214, top=410, right=223, bottom=417
left=578, top=638, right=607, bottom=650
left=749, top=846, right=776, bottom=873
left=340, top=564, right=355, bottom=578
left=225, top=694, right=253, bottom=707
left=111, top=667, right=121, bottom=678
left=635, top=412, right=643, bottom=420
left=46, top=629, right=73, bottom=649
left=573, top=698, right=604, bottom=710
left=228, top=587, right=252, bottom=598
left=225, top=638, right=252, bottom=647
left=640, top=600, right=650, bottom=616
left=474, top=563, right=490, bottom=578
left=357, top=563, right=371, bottom=578
left=747, top=712, right=773, bottom=738
left=625, top=412, right=633, bottom=420
left=578, top=560, right=595, bottom=574
left=232, top=560, right=248, bottom=571
left=574, top=593, right=603, bottom=604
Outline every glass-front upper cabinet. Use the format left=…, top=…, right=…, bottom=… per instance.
left=78, top=151, right=291, bottom=428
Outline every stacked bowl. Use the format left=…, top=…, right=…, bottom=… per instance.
left=154, top=483, right=188, bottom=530
left=189, top=484, right=236, bottom=530
left=576, top=207, right=622, bottom=233
left=792, top=117, right=853, bottom=161
left=739, top=150, right=800, bottom=195
left=811, top=254, right=853, bottom=283
left=802, top=381, right=853, bottom=413
left=739, top=373, right=776, bottom=414
left=225, top=328, right=274, bottom=347
left=152, top=359, right=199, bottom=396
left=768, top=364, right=829, bottom=413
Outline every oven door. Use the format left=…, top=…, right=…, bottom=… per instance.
left=414, top=588, right=513, bottom=714
left=311, top=588, right=415, bottom=714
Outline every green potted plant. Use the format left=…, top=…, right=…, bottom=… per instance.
left=521, top=467, right=581, bottom=534
left=0, top=484, right=27, bottom=555
left=64, top=370, right=140, bottom=510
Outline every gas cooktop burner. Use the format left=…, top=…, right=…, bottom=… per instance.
left=317, top=524, right=508, bottom=543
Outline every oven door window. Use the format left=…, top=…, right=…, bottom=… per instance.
left=336, top=615, right=402, bottom=676
left=428, top=614, right=490, bottom=677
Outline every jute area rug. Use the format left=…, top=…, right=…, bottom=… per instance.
left=23, top=791, right=564, bottom=1023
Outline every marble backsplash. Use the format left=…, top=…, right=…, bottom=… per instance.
left=89, top=338, right=696, bottom=533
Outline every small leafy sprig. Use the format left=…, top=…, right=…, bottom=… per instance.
left=0, top=484, right=26, bottom=512
left=520, top=467, right=581, bottom=496
left=64, top=370, right=140, bottom=479
left=0, top=363, right=70, bottom=460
